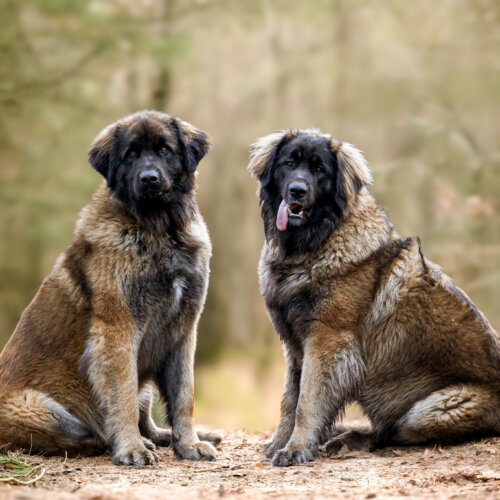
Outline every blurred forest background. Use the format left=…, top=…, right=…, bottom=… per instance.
left=0, top=0, right=499, bottom=431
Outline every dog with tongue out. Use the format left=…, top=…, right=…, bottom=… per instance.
left=277, top=199, right=304, bottom=231
left=247, top=128, right=500, bottom=468
left=250, top=128, right=356, bottom=255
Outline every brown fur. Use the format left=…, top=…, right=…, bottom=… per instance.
left=249, top=128, right=500, bottom=467
left=0, top=111, right=220, bottom=465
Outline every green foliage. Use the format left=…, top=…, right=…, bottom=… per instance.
left=0, top=451, right=44, bottom=485
left=1, top=0, right=499, bottom=362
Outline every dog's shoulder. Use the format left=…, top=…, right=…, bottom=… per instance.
left=311, top=191, right=393, bottom=281
left=75, top=181, right=134, bottom=250
left=183, top=212, right=212, bottom=256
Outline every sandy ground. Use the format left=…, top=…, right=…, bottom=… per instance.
left=0, top=428, right=498, bottom=500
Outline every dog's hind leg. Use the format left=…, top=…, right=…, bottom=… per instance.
left=138, top=384, right=221, bottom=448
left=324, top=385, right=500, bottom=455
left=392, top=385, right=500, bottom=445
left=0, top=389, right=98, bottom=455
left=322, top=426, right=376, bottom=455
left=138, top=384, right=171, bottom=447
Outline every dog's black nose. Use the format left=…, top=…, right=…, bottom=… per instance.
left=139, top=170, right=159, bottom=184
left=289, top=182, right=307, bottom=198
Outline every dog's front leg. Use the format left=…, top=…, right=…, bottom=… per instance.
left=85, top=317, right=158, bottom=466
left=157, top=331, right=216, bottom=461
left=271, top=328, right=365, bottom=467
left=264, top=345, right=302, bottom=458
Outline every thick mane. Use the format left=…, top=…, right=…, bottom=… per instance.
left=117, top=188, right=199, bottom=237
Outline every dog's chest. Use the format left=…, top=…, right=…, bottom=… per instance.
left=260, top=253, right=323, bottom=349
left=122, top=237, right=207, bottom=328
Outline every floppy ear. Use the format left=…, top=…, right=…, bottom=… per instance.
left=332, top=140, right=373, bottom=208
left=248, top=130, right=292, bottom=188
left=88, top=123, right=116, bottom=178
left=172, top=118, right=211, bottom=173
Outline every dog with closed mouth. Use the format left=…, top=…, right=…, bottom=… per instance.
left=248, top=128, right=500, bottom=467
left=0, top=110, right=220, bottom=465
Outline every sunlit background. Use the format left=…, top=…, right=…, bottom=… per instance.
left=1, top=0, right=499, bottom=432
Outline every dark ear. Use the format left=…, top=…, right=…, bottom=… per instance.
left=172, top=118, right=211, bottom=173
left=88, top=123, right=116, bottom=178
left=248, top=130, right=294, bottom=187
left=331, top=155, right=347, bottom=216
left=331, top=139, right=373, bottom=208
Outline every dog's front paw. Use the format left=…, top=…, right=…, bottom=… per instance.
left=271, top=447, right=315, bottom=467
left=263, top=438, right=287, bottom=459
left=112, top=441, right=159, bottom=466
left=142, top=436, right=159, bottom=453
left=174, top=440, right=217, bottom=461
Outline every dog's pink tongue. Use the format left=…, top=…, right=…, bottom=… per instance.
left=276, top=199, right=289, bottom=231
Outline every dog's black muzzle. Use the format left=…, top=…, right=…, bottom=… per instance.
left=135, top=168, right=172, bottom=201
left=283, top=178, right=314, bottom=224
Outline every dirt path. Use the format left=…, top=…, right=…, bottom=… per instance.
left=0, top=430, right=498, bottom=499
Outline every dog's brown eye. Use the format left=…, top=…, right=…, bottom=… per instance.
left=159, top=147, right=168, bottom=155
left=286, top=161, right=294, bottom=168
left=316, top=166, right=324, bottom=173
left=129, top=150, right=137, bottom=158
